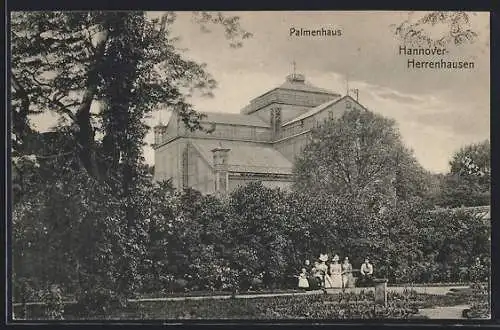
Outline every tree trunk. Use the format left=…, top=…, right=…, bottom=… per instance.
left=74, top=30, right=109, bottom=181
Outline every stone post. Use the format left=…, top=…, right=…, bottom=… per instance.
left=211, top=146, right=230, bottom=194
left=373, top=278, right=388, bottom=306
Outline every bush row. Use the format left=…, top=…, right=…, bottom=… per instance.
left=12, top=179, right=490, bottom=317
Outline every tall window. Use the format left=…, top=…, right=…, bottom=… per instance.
left=182, top=147, right=188, bottom=189
left=270, top=108, right=276, bottom=130
left=270, top=107, right=282, bottom=138
left=274, top=107, right=282, bottom=132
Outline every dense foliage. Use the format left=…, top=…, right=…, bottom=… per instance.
left=129, top=293, right=424, bottom=320
left=12, top=114, right=490, bottom=319
left=293, top=109, right=432, bottom=210
left=463, top=259, right=490, bottom=319
left=433, top=140, right=491, bottom=208
left=13, top=180, right=490, bottom=316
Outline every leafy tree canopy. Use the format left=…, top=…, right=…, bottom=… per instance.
left=293, top=108, right=431, bottom=212
left=449, top=140, right=490, bottom=179
left=434, top=140, right=490, bottom=208
left=393, top=11, right=480, bottom=48
left=11, top=11, right=251, bottom=187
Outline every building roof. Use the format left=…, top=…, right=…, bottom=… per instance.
left=200, top=112, right=270, bottom=128
left=277, top=73, right=336, bottom=94
left=191, top=140, right=293, bottom=175
left=250, top=73, right=339, bottom=104
left=283, top=95, right=344, bottom=125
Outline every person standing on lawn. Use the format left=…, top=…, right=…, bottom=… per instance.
left=328, top=255, right=343, bottom=288
left=342, top=257, right=354, bottom=288
left=360, top=257, right=374, bottom=286
left=317, top=254, right=329, bottom=289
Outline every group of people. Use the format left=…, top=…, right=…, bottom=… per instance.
left=297, top=254, right=374, bottom=290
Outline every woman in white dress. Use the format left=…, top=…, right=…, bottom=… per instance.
left=329, top=255, right=343, bottom=288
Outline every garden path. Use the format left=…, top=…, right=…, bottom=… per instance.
left=418, top=305, right=469, bottom=319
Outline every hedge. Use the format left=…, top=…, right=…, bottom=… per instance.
left=12, top=181, right=490, bottom=318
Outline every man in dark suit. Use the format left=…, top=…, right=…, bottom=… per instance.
left=359, top=257, right=374, bottom=287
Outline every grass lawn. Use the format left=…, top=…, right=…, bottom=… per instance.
left=15, top=287, right=487, bottom=320
left=55, top=289, right=473, bottom=320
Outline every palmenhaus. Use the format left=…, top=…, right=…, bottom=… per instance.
left=153, top=72, right=368, bottom=194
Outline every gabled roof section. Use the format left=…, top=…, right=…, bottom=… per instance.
left=191, top=140, right=293, bottom=175
left=240, top=73, right=341, bottom=115
left=283, top=95, right=344, bottom=125
left=201, top=112, right=270, bottom=128
left=283, top=95, right=367, bottom=126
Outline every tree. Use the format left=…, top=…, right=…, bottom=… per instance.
left=435, top=140, right=490, bottom=207
left=415, top=208, right=490, bottom=282
left=292, top=109, right=437, bottom=282
left=11, top=11, right=251, bottom=184
left=227, top=182, right=292, bottom=289
left=293, top=108, right=430, bottom=211
left=12, top=167, right=129, bottom=316
left=393, top=11, right=480, bottom=48
left=449, top=140, right=490, bottom=179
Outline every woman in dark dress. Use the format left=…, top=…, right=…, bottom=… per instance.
left=342, top=257, right=354, bottom=288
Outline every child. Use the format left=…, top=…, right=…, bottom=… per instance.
left=298, top=268, right=310, bottom=290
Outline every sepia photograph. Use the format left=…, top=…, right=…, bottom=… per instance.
left=9, top=10, right=491, bottom=321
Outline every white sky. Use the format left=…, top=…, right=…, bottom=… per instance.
left=31, top=11, right=490, bottom=174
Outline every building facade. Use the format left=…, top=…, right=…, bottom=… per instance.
left=153, top=72, right=368, bottom=194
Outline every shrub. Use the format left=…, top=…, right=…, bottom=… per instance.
left=43, top=285, right=64, bottom=320
left=127, top=291, right=424, bottom=320
left=464, top=259, right=491, bottom=319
